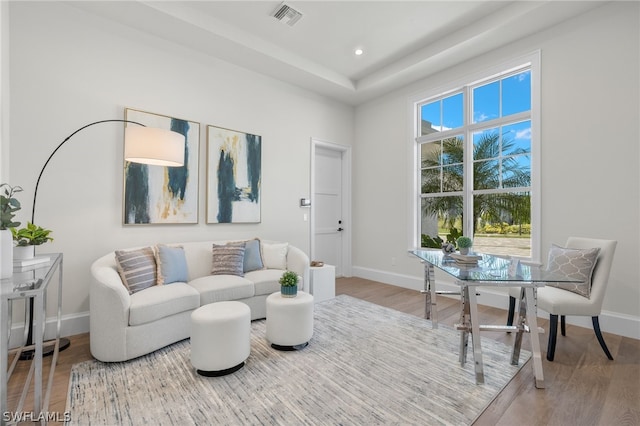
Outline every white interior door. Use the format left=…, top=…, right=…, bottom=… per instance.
left=312, top=145, right=345, bottom=276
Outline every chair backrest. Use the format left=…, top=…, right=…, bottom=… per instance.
left=565, top=237, right=617, bottom=311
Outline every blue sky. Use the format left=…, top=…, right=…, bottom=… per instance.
left=421, top=70, right=532, bottom=180
left=421, top=70, right=531, bottom=135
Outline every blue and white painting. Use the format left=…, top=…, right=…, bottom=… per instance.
left=206, top=125, right=261, bottom=223
left=124, top=108, right=199, bottom=224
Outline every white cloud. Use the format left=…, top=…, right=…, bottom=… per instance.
left=515, top=128, right=531, bottom=140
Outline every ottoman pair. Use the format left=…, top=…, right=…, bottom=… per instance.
left=190, top=292, right=314, bottom=376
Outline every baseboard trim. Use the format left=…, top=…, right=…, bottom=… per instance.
left=9, top=268, right=639, bottom=348
left=352, top=266, right=640, bottom=340
left=8, top=311, right=89, bottom=349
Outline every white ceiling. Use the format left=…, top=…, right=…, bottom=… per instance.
left=70, top=1, right=606, bottom=105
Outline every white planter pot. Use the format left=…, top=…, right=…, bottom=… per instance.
left=14, top=245, right=35, bottom=260
left=1, top=229, right=13, bottom=279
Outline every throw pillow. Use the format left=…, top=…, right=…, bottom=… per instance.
left=261, top=241, right=288, bottom=270
left=243, top=238, right=264, bottom=272
left=211, top=243, right=246, bottom=276
left=114, top=247, right=157, bottom=295
left=546, top=244, right=600, bottom=298
left=155, top=244, right=189, bottom=285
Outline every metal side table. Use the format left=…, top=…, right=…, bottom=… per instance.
left=1, top=253, right=63, bottom=424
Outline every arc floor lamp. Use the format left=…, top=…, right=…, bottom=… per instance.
left=21, top=119, right=185, bottom=359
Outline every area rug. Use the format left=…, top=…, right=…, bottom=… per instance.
left=66, top=295, right=529, bottom=425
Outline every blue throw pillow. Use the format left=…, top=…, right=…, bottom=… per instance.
left=155, top=245, right=189, bottom=285
left=243, top=238, right=264, bottom=272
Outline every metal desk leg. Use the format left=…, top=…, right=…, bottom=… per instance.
left=421, top=262, right=438, bottom=328
left=459, top=286, right=470, bottom=365
left=466, top=285, right=485, bottom=384
left=525, top=287, right=545, bottom=389
left=511, top=287, right=526, bottom=365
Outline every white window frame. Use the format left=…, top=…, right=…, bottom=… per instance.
left=408, top=51, right=541, bottom=262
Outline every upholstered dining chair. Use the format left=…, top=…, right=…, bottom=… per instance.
left=507, top=237, right=617, bottom=361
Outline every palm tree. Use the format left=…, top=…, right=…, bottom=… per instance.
left=421, top=132, right=530, bottom=234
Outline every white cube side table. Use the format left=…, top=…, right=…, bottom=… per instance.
left=309, top=264, right=336, bottom=303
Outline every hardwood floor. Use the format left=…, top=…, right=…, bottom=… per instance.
left=336, top=277, right=640, bottom=426
left=6, top=277, right=639, bottom=425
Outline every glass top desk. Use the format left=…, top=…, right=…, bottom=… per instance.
left=1, top=253, right=63, bottom=421
left=409, top=249, right=579, bottom=389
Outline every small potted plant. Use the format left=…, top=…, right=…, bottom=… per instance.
left=0, top=183, right=23, bottom=278
left=11, top=222, right=54, bottom=259
left=279, top=270, right=299, bottom=298
left=456, top=236, right=473, bottom=255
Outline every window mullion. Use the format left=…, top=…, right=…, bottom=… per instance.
left=463, top=86, right=474, bottom=238
left=467, top=111, right=530, bottom=133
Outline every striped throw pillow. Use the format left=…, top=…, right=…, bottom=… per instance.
left=211, top=243, right=246, bottom=276
left=115, top=247, right=157, bottom=294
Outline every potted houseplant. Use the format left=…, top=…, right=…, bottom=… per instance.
left=11, top=222, right=54, bottom=260
left=0, top=183, right=23, bottom=278
left=456, top=236, right=473, bottom=255
left=279, top=270, right=299, bottom=298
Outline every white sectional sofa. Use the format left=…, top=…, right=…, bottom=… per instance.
left=90, top=239, right=309, bottom=362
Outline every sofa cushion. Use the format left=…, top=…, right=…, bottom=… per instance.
left=243, top=238, right=264, bottom=272
left=262, top=242, right=288, bottom=269
left=244, top=269, right=286, bottom=296
left=189, top=275, right=255, bottom=306
left=211, top=243, right=246, bottom=276
left=155, top=245, right=189, bottom=285
left=129, top=283, right=200, bottom=326
left=115, top=247, right=157, bottom=294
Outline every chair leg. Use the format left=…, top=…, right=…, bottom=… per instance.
left=507, top=296, right=516, bottom=327
left=561, top=315, right=566, bottom=336
left=592, top=316, right=614, bottom=360
left=547, top=314, right=558, bottom=361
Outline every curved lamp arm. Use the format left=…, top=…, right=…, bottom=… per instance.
left=31, top=119, right=185, bottom=224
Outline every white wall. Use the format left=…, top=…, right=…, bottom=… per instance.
left=1, top=1, right=9, bottom=180
left=7, top=2, right=354, bottom=337
left=353, top=2, right=640, bottom=338
left=6, top=2, right=639, bottom=341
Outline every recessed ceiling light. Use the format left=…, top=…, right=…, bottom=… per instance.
left=354, top=48, right=364, bottom=56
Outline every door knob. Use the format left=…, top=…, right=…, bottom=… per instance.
left=337, top=227, right=344, bottom=231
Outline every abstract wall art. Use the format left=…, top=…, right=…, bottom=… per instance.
left=123, top=108, right=199, bottom=224
left=206, top=125, right=261, bottom=223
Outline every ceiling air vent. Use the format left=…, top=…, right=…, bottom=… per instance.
left=271, top=3, right=303, bottom=27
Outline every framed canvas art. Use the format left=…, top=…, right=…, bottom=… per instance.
left=206, top=125, right=261, bottom=223
left=123, top=108, right=200, bottom=224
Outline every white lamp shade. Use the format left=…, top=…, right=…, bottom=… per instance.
left=124, top=126, right=185, bottom=167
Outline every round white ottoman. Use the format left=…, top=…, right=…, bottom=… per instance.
left=266, top=291, right=314, bottom=351
left=190, top=301, right=251, bottom=376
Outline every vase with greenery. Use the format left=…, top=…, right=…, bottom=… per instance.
left=456, top=236, right=473, bottom=255
left=279, top=270, right=299, bottom=298
left=11, top=222, right=54, bottom=259
left=0, top=183, right=23, bottom=278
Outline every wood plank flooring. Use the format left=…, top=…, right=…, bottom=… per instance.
left=5, top=276, right=640, bottom=425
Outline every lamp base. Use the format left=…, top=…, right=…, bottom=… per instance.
left=19, top=337, right=71, bottom=360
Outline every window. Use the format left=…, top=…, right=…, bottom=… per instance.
left=414, top=57, right=539, bottom=260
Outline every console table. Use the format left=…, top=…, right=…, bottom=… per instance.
left=409, top=249, right=579, bottom=389
left=1, top=253, right=63, bottom=422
